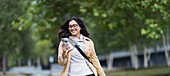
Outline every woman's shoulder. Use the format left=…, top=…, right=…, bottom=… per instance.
left=83, top=36, right=91, bottom=41
left=83, top=36, right=94, bottom=44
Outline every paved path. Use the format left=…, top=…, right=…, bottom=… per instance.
left=0, top=64, right=63, bottom=76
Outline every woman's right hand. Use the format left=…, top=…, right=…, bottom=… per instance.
left=62, top=42, right=70, bottom=58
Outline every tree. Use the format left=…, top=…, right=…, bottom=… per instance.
left=140, top=0, right=170, bottom=66
left=80, top=0, right=170, bottom=69
left=0, top=0, right=34, bottom=74
left=13, top=0, right=85, bottom=43
left=35, top=40, right=55, bottom=65
left=14, top=0, right=170, bottom=69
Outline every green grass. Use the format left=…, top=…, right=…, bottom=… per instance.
left=0, top=67, right=169, bottom=76
left=105, top=67, right=170, bottom=76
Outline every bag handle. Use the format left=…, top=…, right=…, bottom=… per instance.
left=68, top=38, right=91, bottom=63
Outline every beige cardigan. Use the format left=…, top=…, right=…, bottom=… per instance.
left=58, top=36, right=106, bottom=76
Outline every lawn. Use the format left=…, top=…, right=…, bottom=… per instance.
left=0, top=67, right=169, bottom=76
left=105, top=67, right=170, bottom=76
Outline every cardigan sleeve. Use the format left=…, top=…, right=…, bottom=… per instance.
left=90, top=40, right=106, bottom=76
left=58, top=41, right=67, bottom=66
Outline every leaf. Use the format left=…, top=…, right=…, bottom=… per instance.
left=141, top=1, right=146, bottom=7
left=145, top=19, right=152, bottom=25
left=149, top=24, right=155, bottom=28
left=51, top=17, right=57, bottom=22
left=102, top=13, right=107, bottom=18
left=141, top=28, right=148, bottom=35
left=80, top=8, right=87, bottom=13
left=147, top=31, right=156, bottom=39
left=93, top=8, right=99, bottom=16
left=120, top=19, right=126, bottom=25
left=108, top=22, right=117, bottom=30
left=162, top=0, right=168, bottom=4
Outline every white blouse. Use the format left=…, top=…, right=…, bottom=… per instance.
left=68, top=34, right=93, bottom=76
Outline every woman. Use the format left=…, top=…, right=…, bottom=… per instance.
left=58, top=17, right=105, bottom=76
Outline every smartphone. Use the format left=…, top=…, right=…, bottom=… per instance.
left=61, top=38, right=70, bottom=50
left=61, top=38, right=68, bottom=45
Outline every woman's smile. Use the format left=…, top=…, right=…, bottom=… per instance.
left=69, top=20, right=81, bottom=38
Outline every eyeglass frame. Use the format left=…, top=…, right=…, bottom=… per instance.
left=68, top=24, right=79, bottom=29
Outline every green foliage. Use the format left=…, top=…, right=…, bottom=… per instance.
left=140, top=0, right=169, bottom=39
left=13, top=0, right=85, bottom=42
left=85, top=0, right=169, bottom=54
left=13, top=0, right=170, bottom=55
left=0, top=0, right=34, bottom=60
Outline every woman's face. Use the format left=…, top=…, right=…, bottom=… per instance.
left=69, top=20, right=81, bottom=37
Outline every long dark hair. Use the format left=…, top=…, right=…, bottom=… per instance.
left=58, top=17, right=90, bottom=40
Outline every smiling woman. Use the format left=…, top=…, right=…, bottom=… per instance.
left=57, top=17, right=105, bottom=76
left=68, top=20, right=81, bottom=38
left=58, top=17, right=90, bottom=40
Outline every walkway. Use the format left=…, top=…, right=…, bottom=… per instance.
left=0, top=64, right=63, bottom=76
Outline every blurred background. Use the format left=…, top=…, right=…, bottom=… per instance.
left=0, top=0, right=170, bottom=76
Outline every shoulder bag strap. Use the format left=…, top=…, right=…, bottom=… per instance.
left=68, top=38, right=91, bottom=63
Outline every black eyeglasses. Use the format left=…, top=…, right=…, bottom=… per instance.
left=69, top=24, right=79, bottom=29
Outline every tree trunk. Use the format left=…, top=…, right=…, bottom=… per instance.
left=163, top=34, right=170, bottom=66
left=27, top=58, right=32, bottom=66
left=37, top=57, right=41, bottom=67
left=130, top=44, right=139, bottom=69
left=18, top=59, right=21, bottom=66
left=143, top=45, right=148, bottom=68
left=166, top=28, right=170, bottom=66
left=143, top=46, right=151, bottom=68
left=2, top=55, right=6, bottom=75
left=42, top=52, right=48, bottom=65
left=107, top=52, right=113, bottom=70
